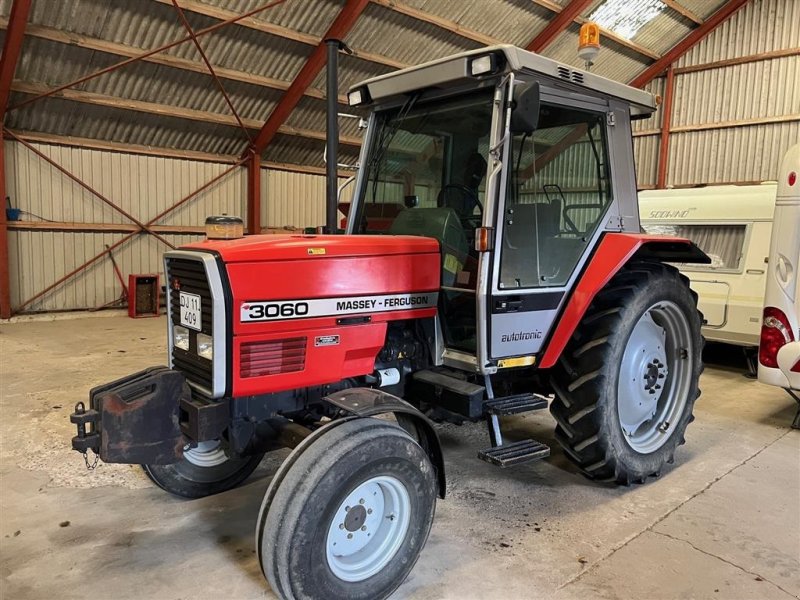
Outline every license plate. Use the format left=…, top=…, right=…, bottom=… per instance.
left=179, top=292, right=202, bottom=331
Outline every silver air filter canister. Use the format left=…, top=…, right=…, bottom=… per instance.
left=205, top=215, right=244, bottom=240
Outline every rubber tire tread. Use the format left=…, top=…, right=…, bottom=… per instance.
left=549, top=261, right=704, bottom=485
left=142, top=452, right=264, bottom=499
left=258, top=418, right=437, bottom=600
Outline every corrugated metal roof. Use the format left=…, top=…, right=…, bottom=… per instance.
left=0, top=0, right=782, bottom=173
left=262, top=133, right=361, bottom=168
left=13, top=37, right=286, bottom=120
left=6, top=93, right=251, bottom=155
left=12, top=0, right=317, bottom=84
left=401, top=0, right=554, bottom=48
left=543, top=26, right=649, bottom=82
left=632, top=10, right=695, bottom=55
left=214, top=0, right=346, bottom=38
left=347, top=3, right=482, bottom=66
left=310, top=53, right=394, bottom=95
left=674, top=0, right=729, bottom=20
left=285, top=95, right=367, bottom=139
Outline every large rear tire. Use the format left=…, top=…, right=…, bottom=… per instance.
left=550, top=261, right=703, bottom=484
left=143, top=441, right=264, bottom=499
left=257, top=418, right=437, bottom=600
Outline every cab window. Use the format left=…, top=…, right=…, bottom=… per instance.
left=499, top=105, right=613, bottom=289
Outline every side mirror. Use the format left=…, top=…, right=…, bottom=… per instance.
left=510, top=81, right=540, bottom=134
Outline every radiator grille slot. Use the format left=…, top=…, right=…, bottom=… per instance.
left=166, top=257, right=213, bottom=391
left=241, top=338, right=307, bottom=378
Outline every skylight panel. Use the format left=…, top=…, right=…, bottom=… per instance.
left=588, top=0, right=667, bottom=40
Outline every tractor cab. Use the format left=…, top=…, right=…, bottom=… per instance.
left=346, top=45, right=656, bottom=374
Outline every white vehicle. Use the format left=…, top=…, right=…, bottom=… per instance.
left=639, top=183, right=777, bottom=350
left=758, top=143, right=800, bottom=428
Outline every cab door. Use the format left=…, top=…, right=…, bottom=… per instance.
left=487, top=92, right=623, bottom=363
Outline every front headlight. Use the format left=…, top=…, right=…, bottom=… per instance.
left=173, top=325, right=189, bottom=351
left=197, top=333, right=213, bottom=360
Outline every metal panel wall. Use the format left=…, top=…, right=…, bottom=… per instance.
left=650, top=0, right=800, bottom=187
left=633, top=78, right=664, bottom=189
left=7, top=230, right=204, bottom=311
left=261, top=169, right=362, bottom=230
left=676, top=0, right=800, bottom=67
left=3, top=140, right=245, bottom=312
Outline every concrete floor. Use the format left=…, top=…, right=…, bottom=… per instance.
left=1, top=314, right=798, bottom=600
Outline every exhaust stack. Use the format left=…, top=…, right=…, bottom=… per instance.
left=325, top=39, right=343, bottom=234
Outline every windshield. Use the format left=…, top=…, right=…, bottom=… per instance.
left=351, top=88, right=495, bottom=234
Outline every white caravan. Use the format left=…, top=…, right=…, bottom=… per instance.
left=639, top=183, right=777, bottom=349
left=758, top=143, right=800, bottom=428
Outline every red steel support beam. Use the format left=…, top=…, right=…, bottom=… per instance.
left=630, top=0, right=750, bottom=88
left=171, top=0, right=252, bottom=145
left=8, top=0, right=289, bottom=113
left=0, top=0, right=31, bottom=122
left=247, top=150, right=261, bottom=234
left=0, top=131, right=10, bottom=318
left=526, top=0, right=593, bottom=53
left=657, top=65, right=675, bottom=188
left=0, top=0, right=32, bottom=318
left=16, top=158, right=246, bottom=312
left=249, top=0, right=369, bottom=156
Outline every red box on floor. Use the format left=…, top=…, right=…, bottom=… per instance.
left=128, top=274, right=160, bottom=318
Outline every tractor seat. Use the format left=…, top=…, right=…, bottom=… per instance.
left=389, top=208, right=469, bottom=288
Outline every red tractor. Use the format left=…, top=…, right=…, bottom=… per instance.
left=71, top=45, right=708, bottom=599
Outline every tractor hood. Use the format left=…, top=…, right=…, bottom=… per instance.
left=170, top=233, right=442, bottom=397
left=182, top=234, right=439, bottom=263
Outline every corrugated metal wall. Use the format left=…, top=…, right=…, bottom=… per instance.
left=633, top=77, right=664, bottom=188
left=636, top=0, right=799, bottom=188
left=3, top=140, right=353, bottom=312
left=261, top=169, right=357, bottom=229
left=5, top=0, right=796, bottom=313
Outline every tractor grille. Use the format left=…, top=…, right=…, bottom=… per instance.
left=166, top=257, right=214, bottom=392
left=240, top=338, right=307, bottom=378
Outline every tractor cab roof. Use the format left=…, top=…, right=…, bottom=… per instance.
left=348, top=44, right=657, bottom=119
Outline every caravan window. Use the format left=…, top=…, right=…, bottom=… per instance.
left=641, top=223, right=747, bottom=270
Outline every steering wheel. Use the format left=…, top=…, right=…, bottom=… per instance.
left=436, top=184, right=484, bottom=218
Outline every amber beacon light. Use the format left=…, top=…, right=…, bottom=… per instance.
left=578, top=22, right=601, bottom=68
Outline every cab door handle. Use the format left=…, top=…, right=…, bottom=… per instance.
left=495, top=298, right=523, bottom=313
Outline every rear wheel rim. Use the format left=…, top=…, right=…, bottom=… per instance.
left=618, top=300, right=693, bottom=454
left=325, top=475, right=411, bottom=582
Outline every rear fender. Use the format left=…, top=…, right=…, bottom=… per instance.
left=325, top=388, right=446, bottom=499
left=539, top=233, right=709, bottom=369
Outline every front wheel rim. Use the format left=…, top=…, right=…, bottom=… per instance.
left=325, top=475, right=411, bottom=582
left=183, top=440, right=229, bottom=468
left=618, top=300, right=694, bottom=454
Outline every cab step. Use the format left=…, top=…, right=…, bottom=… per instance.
left=411, top=368, right=485, bottom=418
left=478, top=439, right=550, bottom=468
left=484, top=393, right=549, bottom=415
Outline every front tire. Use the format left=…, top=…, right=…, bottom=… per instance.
left=550, top=261, right=703, bottom=484
left=143, top=441, right=264, bottom=499
left=257, top=418, right=437, bottom=600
